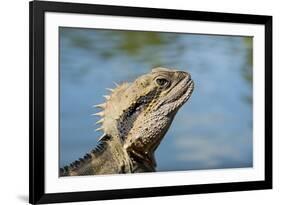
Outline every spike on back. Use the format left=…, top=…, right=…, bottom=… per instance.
left=92, top=112, right=104, bottom=117
left=93, top=103, right=106, bottom=109
left=95, top=127, right=103, bottom=132
left=96, top=118, right=104, bottom=124
left=106, top=88, right=114, bottom=92
left=103, top=95, right=110, bottom=100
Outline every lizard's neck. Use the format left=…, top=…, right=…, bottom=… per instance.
left=106, top=137, right=157, bottom=173
left=130, top=156, right=156, bottom=173
left=90, top=138, right=133, bottom=175
left=124, top=142, right=157, bottom=173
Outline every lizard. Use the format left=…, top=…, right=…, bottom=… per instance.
left=60, top=67, right=194, bottom=176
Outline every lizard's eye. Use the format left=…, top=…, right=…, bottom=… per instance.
left=155, top=77, right=169, bottom=87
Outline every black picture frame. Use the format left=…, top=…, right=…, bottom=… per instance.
left=29, top=0, right=272, bottom=204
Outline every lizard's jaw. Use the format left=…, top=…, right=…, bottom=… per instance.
left=173, top=78, right=194, bottom=108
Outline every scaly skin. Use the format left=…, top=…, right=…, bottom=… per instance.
left=60, top=67, right=194, bottom=176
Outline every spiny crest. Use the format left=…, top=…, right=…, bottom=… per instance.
left=60, top=136, right=111, bottom=176
left=92, top=82, right=130, bottom=141
left=60, top=151, right=93, bottom=176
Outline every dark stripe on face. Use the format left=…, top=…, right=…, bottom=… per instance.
left=116, top=89, right=158, bottom=141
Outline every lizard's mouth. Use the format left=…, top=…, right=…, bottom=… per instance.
left=173, top=79, right=193, bottom=100
left=175, top=78, right=194, bottom=106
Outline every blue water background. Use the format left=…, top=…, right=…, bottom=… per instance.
left=59, top=27, right=253, bottom=172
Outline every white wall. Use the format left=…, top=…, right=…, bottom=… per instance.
left=0, top=0, right=279, bottom=204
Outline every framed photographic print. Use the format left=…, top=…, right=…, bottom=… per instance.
left=29, top=0, right=272, bottom=204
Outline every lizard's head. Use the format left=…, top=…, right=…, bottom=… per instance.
left=93, top=67, right=194, bottom=169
